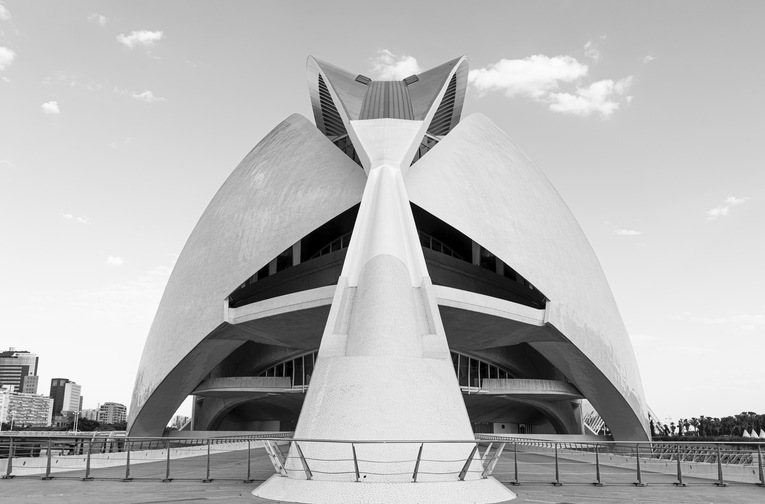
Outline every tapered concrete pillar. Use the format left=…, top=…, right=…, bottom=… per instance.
left=253, top=120, right=515, bottom=503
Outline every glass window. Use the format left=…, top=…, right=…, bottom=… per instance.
left=304, top=354, right=314, bottom=385
left=294, top=356, right=304, bottom=387
left=458, top=354, right=468, bottom=387
left=276, top=247, right=293, bottom=272
left=469, top=358, right=479, bottom=387
left=479, top=247, right=496, bottom=271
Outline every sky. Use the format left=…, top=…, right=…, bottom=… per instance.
left=0, top=1, right=763, bottom=425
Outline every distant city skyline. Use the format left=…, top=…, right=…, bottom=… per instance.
left=1, top=1, right=763, bottom=422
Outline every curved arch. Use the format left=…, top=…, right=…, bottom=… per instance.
left=127, top=114, right=367, bottom=436
left=406, top=113, right=649, bottom=441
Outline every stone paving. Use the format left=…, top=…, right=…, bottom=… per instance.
left=1, top=447, right=763, bottom=504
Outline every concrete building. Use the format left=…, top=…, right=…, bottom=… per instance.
left=0, top=348, right=39, bottom=394
left=49, top=378, right=81, bottom=416
left=0, top=387, right=53, bottom=427
left=81, top=408, right=99, bottom=421
left=97, top=402, right=127, bottom=424
left=129, top=55, right=649, bottom=502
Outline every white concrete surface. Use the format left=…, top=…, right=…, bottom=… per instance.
left=253, top=474, right=515, bottom=504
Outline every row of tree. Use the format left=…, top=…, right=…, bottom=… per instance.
left=651, top=412, right=764, bottom=438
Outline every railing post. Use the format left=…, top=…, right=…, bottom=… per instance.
left=715, top=444, right=727, bottom=487
left=353, top=443, right=362, bottom=482
left=634, top=443, right=645, bottom=486
left=458, top=444, right=479, bottom=481
left=294, top=442, right=312, bottom=480
left=511, top=442, right=519, bottom=485
left=202, top=439, right=212, bottom=482
left=82, top=439, right=93, bottom=481
left=42, top=439, right=53, bottom=480
left=244, top=439, right=253, bottom=483
left=2, top=438, right=13, bottom=479
left=162, top=440, right=172, bottom=482
left=757, top=445, right=765, bottom=487
left=552, top=442, right=562, bottom=486
left=674, top=443, right=686, bottom=487
left=593, top=443, right=603, bottom=486
left=123, top=440, right=132, bottom=481
left=482, top=442, right=506, bottom=479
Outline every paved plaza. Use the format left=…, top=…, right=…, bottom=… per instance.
left=1, top=447, right=763, bottom=504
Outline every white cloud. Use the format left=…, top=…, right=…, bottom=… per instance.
left=116, top=30, right=164, bottom=49
left=113, top=87, right=166, bottom=103
left=0, top=46, right=15, bottom=70
left=131, top=90, right=165, bottom=103
left=105, top=255, right=125, bottom=266
left=87, top=13, right=107, bottom=26
left=41, top=101, right=60, bottom=114
left=584, top=41, right=601, bottom=63
left=643, top=55, right=656, bottom=64
left=469, top=55, right=588, bottom=99
left=61, top=213, right=90, bottom=224
left=469, top=50, right=635, bottom=119
left=548, top=76, right=634, bottom=118
left=369, top=49, right=422, bottom=80
left=0, top=159, right=14, bottom=169
left=615, top=228, right=642, bottom=236
left=0, top=3, right=10, bottom=21
left=706, top=195, right=750, bottom=220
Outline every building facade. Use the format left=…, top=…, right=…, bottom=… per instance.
left=97, top=402, right=127, bottom=424
left=0, top=348, right=39, bottom=394
left=128, top=56, right=649, bottom=449
left=49, top=378, right=81, bottom=416
left=0, top=387, right=53, bottom=427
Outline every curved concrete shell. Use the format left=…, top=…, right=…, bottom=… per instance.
left=405, top=113, right=649, bottom=440
left=128, top=114, right=367, bottom=436
left=129, top=56, right=649, bottom=450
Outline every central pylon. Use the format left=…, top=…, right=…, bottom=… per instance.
left=253, top=56, right=515, bottom=503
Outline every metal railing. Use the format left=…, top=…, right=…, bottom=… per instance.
left=2, top=433, right=764, bottom=488
left=475, top=435, right=765, bottom=487
left=1, top=432, right=291, bottom=482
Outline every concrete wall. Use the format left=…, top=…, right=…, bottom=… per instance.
left=128, top=114, right=367, bottom=436
left=406, top=113, right=649, bottom=441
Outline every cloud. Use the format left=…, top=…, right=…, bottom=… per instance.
left=41, top=101, right=60, bottom=114
left=584, top=41, right=601, bottom=63
left=132, top=90, right=165, bottom=103
left=615, top=228, right=642, bottom=236
left=105, top=255, right=125, bottom=266
left=0, top=46, right=15, bottom=70
left=113, top=87, right=166, bottom=103
left=0, top=3, right=10, bottom=21
left=706, top=195, right=750, bottom=220
left=0, top=159, right=15, bottom=169
left=61, top=213, right=90, bottom=224
left=369, top=49, right=422, bottom=80
left=469, top=55, right=588, bottom=99
left=469, top=50, right=635, bottom=119
left=643, top=55, right=656, bottom=64
left=116, top=30, right=164, bottom=49
left=548, top=76, right=634, bottom=118
left=87, top=13, right=107, bottom=26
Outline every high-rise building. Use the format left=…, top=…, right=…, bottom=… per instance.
left=0, top=387, right=53, bottom=427
left=97, top=402, right=127, bottom=424
left=0, top=348, right=39, bottom=394
left=62, top=382, right=82, bottom=414
left=49, top=378, right=81, bottom=416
